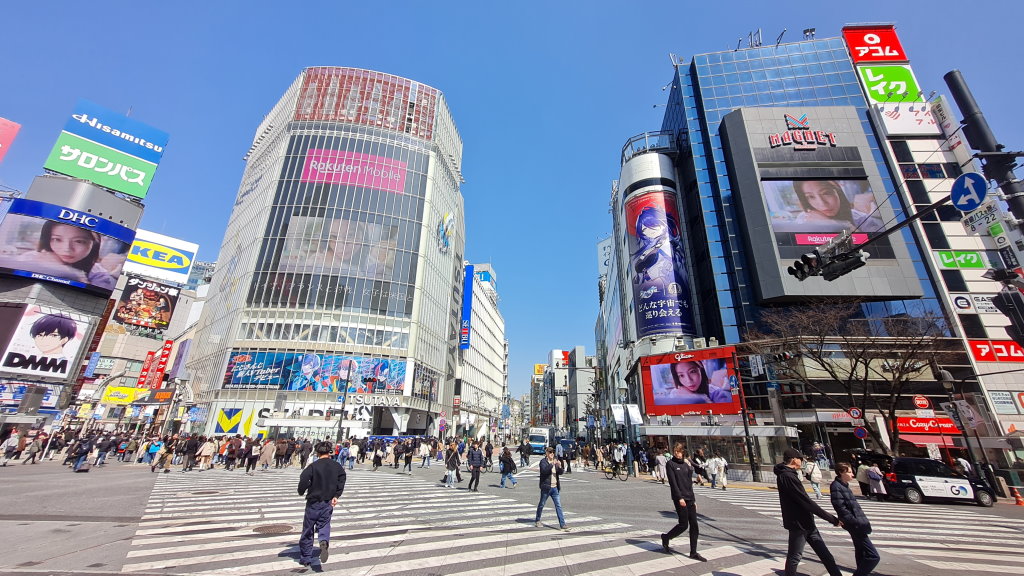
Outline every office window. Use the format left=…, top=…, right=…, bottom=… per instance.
left=919, top=163, right=946, bottom=179
left=900, top=164, right=920, bottom=180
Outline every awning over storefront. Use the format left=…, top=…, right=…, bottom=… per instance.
left=639, top=425, right=799, bottom=438
left=899, top=434, right=958, bottom=448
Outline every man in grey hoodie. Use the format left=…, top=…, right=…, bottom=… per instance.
left=775, top=447, right=843, bottom=576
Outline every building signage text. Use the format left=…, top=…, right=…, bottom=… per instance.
left=768, top=114, right=837, bottom=150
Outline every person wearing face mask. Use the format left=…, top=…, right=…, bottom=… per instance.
left=830, top=462, right=880, bottom=576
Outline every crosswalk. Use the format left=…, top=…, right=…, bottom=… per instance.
left=694, top=485, right=1024, bottom=574
left=122, top=468, right=797, bottom=575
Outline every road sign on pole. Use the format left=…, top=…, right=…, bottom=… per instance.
left=913, top=395, right=931, bottom=409
left=950, top=172, right=988, bottom=213
left=847, top=407, right=863, bottom=419
left=854, top=426, right=869, bottom=439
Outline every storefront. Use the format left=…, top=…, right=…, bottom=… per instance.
left=639, top=424, right=798, bottom=480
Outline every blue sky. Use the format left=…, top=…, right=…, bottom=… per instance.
left=1, top=2, right=1021, bottom=398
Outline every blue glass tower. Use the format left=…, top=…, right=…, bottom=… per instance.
left=660, top=36, right=943, bottom=342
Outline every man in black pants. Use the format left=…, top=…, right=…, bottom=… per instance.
left=297, top=441, right=347, bottom=567
left=466, top=440, right=484, bottom=492
left=660, top=443, right=706, bottom=561
left=775, top=447, right=843, bottom=576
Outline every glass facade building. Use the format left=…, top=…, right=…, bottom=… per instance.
left=187, top=68, right=466, bottom=439
left=660, top=37, right=943, bottom=342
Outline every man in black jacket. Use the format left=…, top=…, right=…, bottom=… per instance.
left=660, top=443, right=706, bottom=561
left=182, top=435, right=200, bottom=472
left=776, top=447, right=843, bottom=576
left=831, top=462, right=880, bottom=576
left=297, top=441, right=347, bottom=566
left=466, top=440, right=485, bottom=492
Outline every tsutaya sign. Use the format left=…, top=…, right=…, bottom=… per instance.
left=351, top=394, right=403, bottom=407
left=768, top=114, right=837, bottom=150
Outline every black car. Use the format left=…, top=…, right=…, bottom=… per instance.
left=884, top=457, right=995, bottom=507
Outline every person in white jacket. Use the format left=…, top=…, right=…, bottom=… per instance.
left=803, top=457, right=824, bottom=499
left=707, top=452, right=728, bottom=490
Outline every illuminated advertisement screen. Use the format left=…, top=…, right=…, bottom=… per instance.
left=222, top=350, right=412, bottom=395
left=0, top=198, right=134, bottom=293
left=279, top=214, right=399, bottom=278
left=113, top=274, right=180, bottom=330
left=640, top=346, right=741, bottom=416
left=624, top=190, right=694, bottom=337
left=762, top=180, right=893, bottom=259
left=1, top=305, right=91, bottom=381
left=123, top=229, right=198, bottom=284
left=301, top=150, right=407, bottom=194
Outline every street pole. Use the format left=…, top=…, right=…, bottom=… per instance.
left=734, top=352, right=761, bottom=482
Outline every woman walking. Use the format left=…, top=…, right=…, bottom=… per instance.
left=831, top=462, right=881, bottom=576
left=660, top=443, right=707, bottom=561
left=371, top=443, right=384, bottom=472
left=244, top=439, right=260, bottom=475
left=443, top=442, right=460, bottom=488
left=867, top=462, right=887, bottom=502
left=197, top=437, right=215, bottom=470
left=499, top=447, right=518, bottom=488
left=258, top=438, right=276, bottom=470
left=418, top=440, right=431, bottom=468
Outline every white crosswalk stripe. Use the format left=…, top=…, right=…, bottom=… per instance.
left=693, top=485, right=1024, bottom=572
left=121, top=467, right=853, bottom=576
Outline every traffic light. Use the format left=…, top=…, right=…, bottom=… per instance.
left=821, top=250, right=870, bottom=281
left=787, top=250, right=822, bottom=281
left=991, top=289, right=1024, bottom=347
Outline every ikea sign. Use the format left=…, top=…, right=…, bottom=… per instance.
left=123, top=229, right=199, bottom=284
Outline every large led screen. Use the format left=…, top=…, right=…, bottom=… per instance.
left=640, top=346, right=741, bottom=416
left=624, top=190, right=694, bottom=337
left=113, top=274, right=180, bottom=330
left=762, top=180, right=893, bottom=259
left=222, top=350, right=412, bottom=394
left=0, top=198, right=134, bottom=293
left=1, top=305, right=91, bottom=381
left=279, top=214, right=398, bottom=278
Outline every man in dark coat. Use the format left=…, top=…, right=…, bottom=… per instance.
left=831, top=462, right=880, bottom=576
left=182, top=435, right=200, bottom=472
left=775, top=448, right=843, bottom=576
left=297, top=441, right=347, bottom=566
left=660, top=443, right=706, bottom=561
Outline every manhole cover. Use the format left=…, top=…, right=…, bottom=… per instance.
left=253, top=524, right=294, bottom=534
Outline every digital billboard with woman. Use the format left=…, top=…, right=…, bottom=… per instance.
left=640, top=346, right=741, bottom=416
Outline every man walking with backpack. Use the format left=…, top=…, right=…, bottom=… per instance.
left=297, top=441, right=347, bottom=567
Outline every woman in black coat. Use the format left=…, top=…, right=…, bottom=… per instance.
left=830, top=462, right=880, bottom=576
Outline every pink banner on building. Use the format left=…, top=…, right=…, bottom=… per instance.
left=301, top=150, right=407, bottom=194
left=0, top=118, right=21, bottom=164
left=794, top=233, right=869, bottom=245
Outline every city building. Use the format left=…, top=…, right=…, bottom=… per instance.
left=453, top=263, right=507, bottom=439
left=186, top=67, right=467, bottom=440
left=566, top=346, right=597, bottom=440
left=185, top=260, right=216, bottom=291
left=596, top=26, right=1017, bottom=471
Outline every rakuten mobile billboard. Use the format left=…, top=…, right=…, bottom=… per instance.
left=301, top=150, right=407, bottom=194
left=640, top=346, right=741, bottom=416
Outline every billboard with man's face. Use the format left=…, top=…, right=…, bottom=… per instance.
left=640, top=346, right=741, bottom=416
left=0, top=198, right=134, bottom=294
left=0, top=305, right=91, bottom=381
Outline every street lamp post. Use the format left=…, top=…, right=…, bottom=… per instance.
left=937, top=369, right=995, bottom=492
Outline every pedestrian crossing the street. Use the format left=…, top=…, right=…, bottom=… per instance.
left=694, top=485, right=1024, bottom=574
left=122, top=468, right=802, bottom=575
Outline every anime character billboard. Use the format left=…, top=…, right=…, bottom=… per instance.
left=222, top=350, right=412, bottom=395
left=0, top=305, right=91, bottom=380
left=624, top=190, right=694, bottom=337
left=640, top=346, right=741, bottom=416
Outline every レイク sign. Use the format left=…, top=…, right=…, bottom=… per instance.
left=768, top=114, right=837, bottom=150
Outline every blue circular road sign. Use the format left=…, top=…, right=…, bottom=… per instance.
left=853, top=426, right=869, bottom=439
left=950, top=172, right=988, bottom=213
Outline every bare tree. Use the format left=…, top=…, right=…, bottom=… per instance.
left=741, top=301, right=954, bottom=456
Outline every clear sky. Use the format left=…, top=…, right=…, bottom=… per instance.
left=1, top=2, right=1021, bottom=398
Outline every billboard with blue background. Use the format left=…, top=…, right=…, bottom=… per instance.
left=222, top=350, right=412, bottom=395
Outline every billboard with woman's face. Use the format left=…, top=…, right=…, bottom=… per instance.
left=762, top=180, right=893, bottom=260
left=640, top=346, right=741, bottom=416
left=623, top=190, right=694, bottom=337
left=0, top=198, right=134, bottom=294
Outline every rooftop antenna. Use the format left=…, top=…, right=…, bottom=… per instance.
left=775, top=28, right=787, bottom=46
left=803, top=28, right=816, bottom=40
left=735, top=37, right=743, bottom=51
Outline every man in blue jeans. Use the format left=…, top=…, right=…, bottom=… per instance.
left=73, top=435, right=95, bottom=472
left=297, top=441, right=347, bottom=566
left=535, top=447, right=568, bottom=531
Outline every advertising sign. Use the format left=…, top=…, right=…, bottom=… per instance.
left=857, top=65, right=924, bottom=104
left=113, top=275, right=180, bottom=330
left=870, top=103, right=939, bottom=137
left=936, top=250, right=986, bottom=268
left=762, top=180, right=888, bottom=256
left=842, top=27, right=908, bottom=64
left=968, top=340, right=1024, bottom=363
left=123, top=229, right=198, bottom=284
left=895, top=417, right=959, bottom=434
left=0, top=305, right=90, bottom=381
left=301, top=150, right=407, bottom=194
left=222, top=350, right=413, bottom=394
left=100, top=386, right=149, bottom=405
left=295, top=67, right=439, bottom=141
left=0, top=198, right=135, bottom=293
left=624, top=190, right=694, bottom=337
left=930, top=95, right=974, bottom=167
left=534, top=363, right=546, bottom=375
left=989, top=391, right=1019, bottom=415
left=459, top=264, right=474, bottom=349
left=0, top=382, right=59, bottom=409
left=149, top=339, right=175, bottom=389
left=43, top=99, right=169, bottom=199
left=0, top=117, right=21, bottom=164
left=135, top=350, right=156, bottom=388
left=83, top=351, right=101, bottom=378
left=639, top=346, right=740, bottom=416
left=278, top=214, right=398, bottom=278
left=597, top=236, right=613, bottom=278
